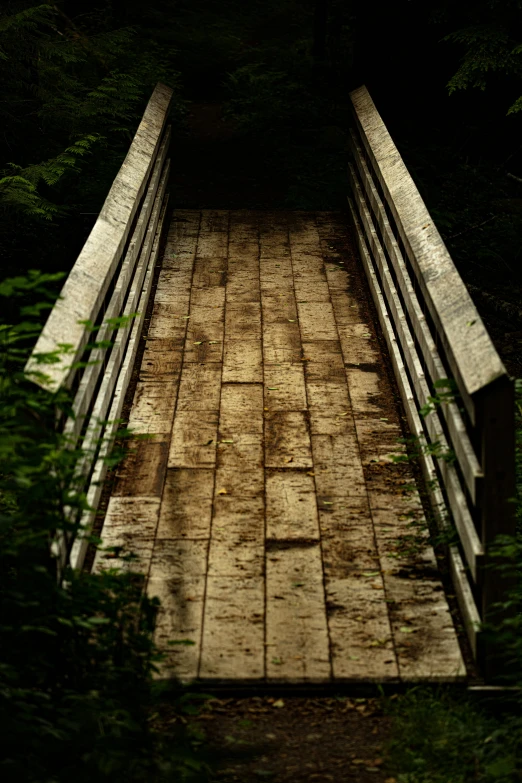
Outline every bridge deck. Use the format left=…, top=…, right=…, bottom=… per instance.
left=95, top=209, right=466, bottom=684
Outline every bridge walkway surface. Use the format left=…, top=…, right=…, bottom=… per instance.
left=94, top=208, right=466, bottom=685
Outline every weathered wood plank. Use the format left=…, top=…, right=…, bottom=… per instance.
left=219, top=383, right=264, bottom=436
left=113, top=440, right=169, bottom=498
left=200, top=577, right=265, bottom=680
left=264, top=363, right=307, bottom=410
left=169, top=411, right=219, bottom=468
left=177, top=364, right=222, bottom=412
left=263, top=322, right=302, bottom=364
left=147, top=575, right=205, bottom=680
left=265, top=411, right=313, bottom=468
left=157, top=469, right=214, bottom=538
left=297, top=302, right=338, bottom=340
left=93, top=496, right=160, bottom=574
left=192, top=257, right=227, bottom=288
left=127, top=380, right=178, bottom=435
left=266, top=471, right=319, bottom=540
left=184, top=322, right=224, bottom=362
left=223, top=339, right=263, bottom=382
left=266, top=544, right=331, bottom=681
left=225, top=302, right=261, bottom=339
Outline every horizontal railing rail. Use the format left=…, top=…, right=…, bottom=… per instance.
left=348, top=85, right=516, bottom=680
left=25, top=83, right=173, bottom=574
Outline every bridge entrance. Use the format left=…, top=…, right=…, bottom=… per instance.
left=95, top=209, right=465, bottom=684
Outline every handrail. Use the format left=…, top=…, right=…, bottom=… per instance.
left=24, top=83, right=173, bottom=574
left=25, top=82, right=172, bottom=392
left=348, top=85, right=516, bottom=680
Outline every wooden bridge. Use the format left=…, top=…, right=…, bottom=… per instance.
left=26, top=84, right=516, bottom=685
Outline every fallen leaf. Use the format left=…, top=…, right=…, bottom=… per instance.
left=306, top=471, right=315, bottom=477
left=288, top=319, right=296, bottom=322
left=379, top=417, right=389, bottom=421
left=203, top=439, right=214, bottom=446
left=193, top=341, right=203, bottom=345
left=399, top=626, right=415, bottom=633
left=271, top=658, right=283, bottom=665
left=220, top=439, right=234, bottom=444
left=284, top=457, right=294, bottom=463
left=217, top=488, right=228, bottom=495
left=267, top=387, right=279, bottom=390
left=272, top=699, right=285, bottom=708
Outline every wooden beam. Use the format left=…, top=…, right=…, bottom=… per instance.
left=349, top=85, right=507, bottom=425
left=25, top=83, right=173, bottom=392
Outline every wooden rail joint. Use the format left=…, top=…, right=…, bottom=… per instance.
left=347, top=85, right=517, bottom=682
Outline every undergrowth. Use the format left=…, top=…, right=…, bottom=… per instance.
left=0, top=272, right=210, bottom=781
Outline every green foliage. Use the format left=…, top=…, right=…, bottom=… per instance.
left=0, top=1, right=184, bottom=276
left=0, top=272, right=209, bottom=781
left=386, top=687, right=522, bottom=783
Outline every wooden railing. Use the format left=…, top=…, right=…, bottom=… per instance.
left=25, top=83, right=173, bottom=573
left=348, top=85, right=516, bottom=678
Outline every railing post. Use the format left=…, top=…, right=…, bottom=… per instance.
left=474, top=376, right=517, bottom=680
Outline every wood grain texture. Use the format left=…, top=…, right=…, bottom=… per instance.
left=26, top=84, right=172, bottom=392
left=350, top=85, right=507, bottom=415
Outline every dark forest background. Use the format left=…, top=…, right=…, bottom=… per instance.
left=2, top=0, right=522, bottom=371
left=1, top=2, right=522, bottom=781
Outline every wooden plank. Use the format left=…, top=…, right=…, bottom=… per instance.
left=127, top=380, right=178, bottom=435
left=326, top=577, right=399, bottom=680
left=219, top=384, right=264, bottom=436
left=26, top=83, right=173, bottom=391
left=266, top=544, right=331, bottom=681
left=226, top=270, right=261, bottom=302
left=311, top=434, right=366, bottom=499
left=225, top=302, right=261, bottom=339
left=196, top=231, right=228, bottom=257
left=261, top=293, right=298, bottom=324
left=260, top=257, right=293, bottom=279
left=264, top=363, right=307, bottom=410
left=147, top=575, right=205, bottom=680
left=297, top=302, right=338, bottom=340
left=147, top=302, right=190, bottom=341
left=301, top=340, right=345, bottom=383
left=199, top=576, right=265, bottom=680
left=169, top=411, right=219, bottom=468
left=307, top=381, right=352, bottom=435
left=157, top=468, right=214, bottom=538
left=150, top=538, right=209, bottom=577
left=200, top=209, right=229, bottom=233
left=190, top=287, right=225, bottom=308
left=265, top=411, right=312, bottom=468
left=223, top=339, right=263, bottom=383
left=266, top=470, right=319, bottom=540
left=184, top=322, right=224, bottom=363
left=113, top=440, right=169, bottom=498
left=93, top=496, right=160, bottom=575
left=176, top=364, right=222, bottom=412
left=350, top=85, right=507, bottom=418
left=293, top=280, right=331, bottom=302
left=192, top=257, right=227, bottom=288
left=263, top=322, right=302, bottom=364
left=330, top=292, right=363, bottom=325
left=216, top=433, right=264, bottom=470
left=139, top=348, right=182, bottom=381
